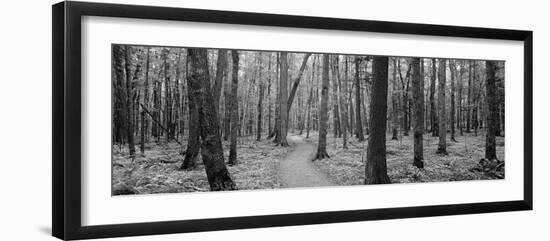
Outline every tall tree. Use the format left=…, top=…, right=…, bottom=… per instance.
left=334, top=55, right=348, bottom=148
left=314, top=54, right=330, bottom=160
left=140, top=47, right=151, bottom=154
left=223, top=53, right=232, bottom=141
left=436, top=59, right=448, bottom=155
left=306, top=56, right=317, bottom=138
left=485, top=61, right=499, bottom=160
left=186, top=48, right=236, bottom=190
left=278, top=52, right=290, bottom=146
left=391, top=58, right=399, bottom=140
left=286, top=53, right=312, bottom=113
left=213, top=50, right=227, bottom=127
left=354, top=57, right=365, bottom=141
left=430, top=59, right=438, bottom=136
left=332, top=57, right=341, bottom=138
left=181, top=55, right=200, bottom=170
left=411, top=58, right=424, bottom=168
left=365, top=56, right=390, bottom=184
left=256, top=53, right=265, bottom=141
left=458, top=60, right=464, bottom=136
left=449, top=60, right=457, bottom=142
left=398, top=59, right=412, bottom=136
left=228, top=50, right=240, bottom=165
left=123, top=46, right=136, bottom=156
left=466, top=60, right=473, bottom=132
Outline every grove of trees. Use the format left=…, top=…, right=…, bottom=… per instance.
left=112, top=45, right=505, bottom=191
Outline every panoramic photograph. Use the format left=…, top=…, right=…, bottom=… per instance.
left=111, top=45, right=505, bottom=195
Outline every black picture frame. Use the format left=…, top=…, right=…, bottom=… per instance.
left=52, top=1, right=533, bottom=240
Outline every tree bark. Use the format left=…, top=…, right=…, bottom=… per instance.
left=436, top=59, right=448, bottom=155
left=334, top=55, right=348, bottom=149
left=332, top=58, right=341, bottom=138
left=315, top=54, right=330, bottom=160
left=449, top=61, right=457, bottom=142
left=228, top=50, right=240, bottom=165
left=278, top=52, right=290, bottom=146
left=485, top=61, right=499, bottom=160
left=123, top=46, right=136, bottom=156
left=180, top=98, right=200, bottom=170
left=213, top=50, right=227, bottom=130
left=186, top=48, right=236, bottom=191
left=411, top=58, right=424, bottom=168
left=306, top=56, right=316, bottom=138
left=466, top=60, right=473, bottom=132
left=286, top=53, right=312, bottom=113
left=354, top=57, right=365, bottom=141
left=365, top=56, right=391, bottom=184
left=430, top=59, right=438, bottom=136
left=256, top=81, right=265, bottom=141
left=140, top=47, right=151, bottom=154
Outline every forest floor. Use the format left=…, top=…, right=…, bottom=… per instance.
left=112, top=136, right=290, bottom=195
left=304, top=130, right=505, bottom=185
left=112, top=130, right=504, bottom=195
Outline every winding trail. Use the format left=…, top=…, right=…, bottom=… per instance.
left=279, top=135, right=333, bottom=188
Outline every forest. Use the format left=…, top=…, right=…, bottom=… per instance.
left=111, top=45, right=505, bottom=195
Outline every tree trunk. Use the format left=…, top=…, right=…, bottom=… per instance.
left=391, top=58, right=399, bottom=140
left=485, top=61, right=499, bottom=160
left=278, top=52, right=290, bottom=146
left=458, top=60, right=464, bottom=136
left=213, top=50, right=227, bottom=131
left=186, top=48, right=236, bottom=191
left=315, top=54, right=330, bottom=160
left=354, top=57, right=365, bottom=141
left=436, top=59, right=448, bottom=155
left=430, top=59, right=438, bottom=137
left=286, top=53, right=312, bottom=113
left=306, top=56, right=316, bottom=138
left=332, top=59, right=341, bottom=138
left=466, top=60, right=472, bottom=132
left=334, top=55, right=348, bottom=149
left=223, top=55, right=231, bottom=141
left=180, top=98, right=200, bottom=170
left=411, top=58, right=424, bottom=168
left=256, top=82, right=265, bottom=141
left=267, top=54, right=273, bottom=138
left=140, top=47, right=151, bottom=154
left=228, top=50, right=240, bottom=165
left=123, top=46, right=136, bottom=156
left=365, top=56, right=391, bottom=184
left=450, top=61, right=457, bottom=142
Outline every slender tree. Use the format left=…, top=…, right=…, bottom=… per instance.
left=306, top=56, right=317, bottom=138
left=228, top=50, right=240, bottom=165
left=449, top=60, right=457, bottom=142
left=334, top=55, right=348, bottom=148
left=186, top=48, right=236, bottom=190
left=213, top=50, right=227, bottom=127
left=256, top=54, right=265, bottom=141
left=123, top=46, right=136, bottom=156
left=140, top=47, right=151, bottom=154
left=430, top=59, right=438, bottom=136
left=411, top=58, right=424, bottom=168
left=354, top=57, right=365, bottom=141
left=485, top=61, right=499, bottom=160
left=314, top=54, right=330, bottom=160
left=365, top=56, right=390, bottom=184
left=286, top=53, right=312, bottom=113
left=436, top=59, right=448, bottom=155
left=278, top=52, right=290, bottom=146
